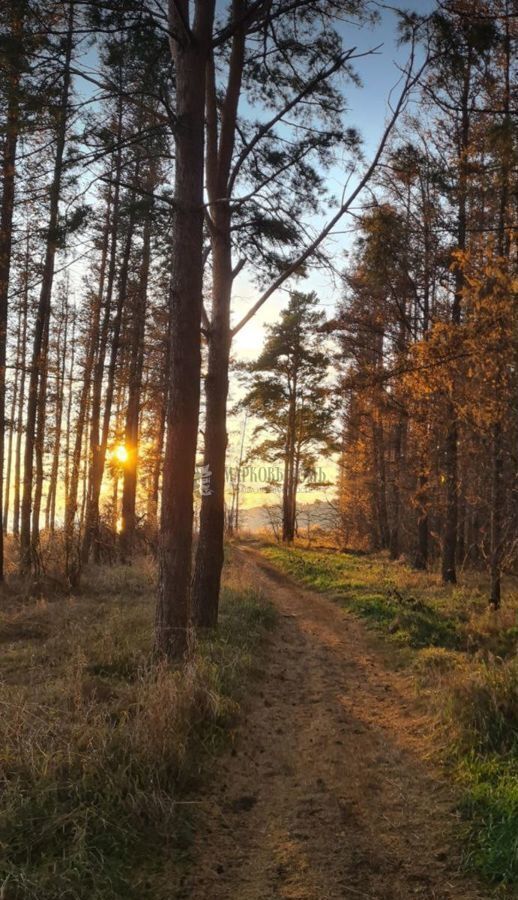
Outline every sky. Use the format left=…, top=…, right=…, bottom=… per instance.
left=231, top=0, right=436, bottom=362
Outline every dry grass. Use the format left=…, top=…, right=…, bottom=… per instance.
left=0, top=551, right=276, bottom=899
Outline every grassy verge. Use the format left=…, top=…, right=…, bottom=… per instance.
left=261, top=543, right=518, bottom=887
left=0, top=558, right=276, bottom=899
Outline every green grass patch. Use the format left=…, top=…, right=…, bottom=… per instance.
left=458, top=755, right=518, bottom=884
left=0, top=564, right=276, bottom=899
left=262, top=545, right=463, bottom=649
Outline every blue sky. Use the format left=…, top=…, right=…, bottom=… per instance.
left=232, top=0, right=437, bottom=360
left=342, top=1, right=436, bottom=154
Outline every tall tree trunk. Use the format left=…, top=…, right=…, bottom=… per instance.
left=31, top=315, right=50, bottom=556
left=45, top=291, right=68, bottom=533
left=414, top=471, right=429, bottom=569
left=81, top=104, right=123, bottom=563
left=192, top=18, right=245, bottom=626
left=373, top=418, right=390, bottom=549
left=148, top=334, right=169, bottom=533
left=120, top=197, right=153, bottom=560
left=489, top=2, right=511, bottom=608
left=20, top=0, right=74, bottom=573
left=83, top=178, right=136, bottom=563
left=441, top=55, right=471, bottom=585
left=13, top=229, right=30, bottom=538
left=490, top=422, right=504, bottom=606
left=0, top=6, right=23, bottom=577
left=156, top=0, right=215, bottom=658
left=233, top=413, right=247, bottom=533
left=389, top=417, right=404, bottom=560
left=63, top=306, right=76, bottom=514
left=414, top=184, right=431, bottom=570
left=4, top=296, right=23, bottom=533
left=191, top=213, right=232, bottom=624
left=441, top=418, right=459, bottom=583
left=65, top=182, right=112, bottom=583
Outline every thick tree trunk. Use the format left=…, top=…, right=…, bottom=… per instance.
left=192, top=218, right=231, bottom=626
left=156, top=0, right=215, bottom=659
left=0, top=8, right=22, bottom=576
left=20, top=1, right=73, bottom=573
left=191, top=19, right=245, bottom=625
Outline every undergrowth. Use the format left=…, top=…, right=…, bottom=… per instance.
left=260, top=543, right=518, bottom=887
left=0, top=560, right=276, bottom=899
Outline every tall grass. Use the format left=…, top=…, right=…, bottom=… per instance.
left=0, top=563, right=276, bottom=899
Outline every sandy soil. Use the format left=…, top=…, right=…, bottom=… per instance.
left=177, top=546, right=489, bottom=900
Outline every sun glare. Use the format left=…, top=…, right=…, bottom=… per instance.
left=113, top=444, right=129, bottom=464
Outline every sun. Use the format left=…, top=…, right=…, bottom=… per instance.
left=113, top=444, right=129, bottom=464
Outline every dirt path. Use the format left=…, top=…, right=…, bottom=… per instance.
left=179, top=546, right=487, bottom=900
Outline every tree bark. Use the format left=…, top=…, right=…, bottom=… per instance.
left=414, top=471, right=429, bottom=569
left=45, top=296, right=68, bottom=533
left=148, top=332, right=169, bottom=533
left=192, top=220, right=232, bottom=624
left=13, top=229, right=30, bottom=538
left=389, top=417, right=404, bottom=560
left=31, top=315, right=50, bottom=558
left=156, top=0, right=215, bottom=658
left=489, top=3, right=511, bottom=607
left=3, top=295, right=23, bottom=534
left=120, top=192, right=153, bottom=560
left=191, top=16, right=245, bottom=626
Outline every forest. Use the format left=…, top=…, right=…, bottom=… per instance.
left=0, top=0, right=517, bottom=898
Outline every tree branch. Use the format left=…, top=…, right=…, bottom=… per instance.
left=231, top=44, right=428, bottom=338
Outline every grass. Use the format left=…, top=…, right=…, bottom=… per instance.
left=260, top=542, right=518, bottom=887
left=0, top=555, right=276, bottom=899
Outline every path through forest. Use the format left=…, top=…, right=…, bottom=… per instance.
left=178, top=546, right=487, bottom=900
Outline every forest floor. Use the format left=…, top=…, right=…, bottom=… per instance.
left=179, top=544, right=507, bottom=900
